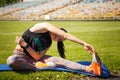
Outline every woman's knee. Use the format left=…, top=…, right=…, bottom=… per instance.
left=7, top=54, right=36, bottom=70
left=7, top=54, right=18, bottom=66
left=45, top=56, right=61, bottom=63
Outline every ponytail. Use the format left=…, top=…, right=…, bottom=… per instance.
left=57, top=41, right=66, bottom=58
left=57, top=28, right=67, bottom=58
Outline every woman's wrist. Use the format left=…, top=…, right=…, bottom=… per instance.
left=23, top=44, right=29, bottom=49
left=21, top=43, right=29, bottom=49
left=83, top=43, right=87, bottom=46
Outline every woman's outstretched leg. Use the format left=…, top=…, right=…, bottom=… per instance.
left=47, top=52, right=102, bottom=76
left=44, top=56, right=90, bottom=71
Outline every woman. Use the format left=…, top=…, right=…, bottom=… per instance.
left=7, top=22, right=102, bottom=76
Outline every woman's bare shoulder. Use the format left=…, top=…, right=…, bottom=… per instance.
left=29, top=22, right=49, bottom=33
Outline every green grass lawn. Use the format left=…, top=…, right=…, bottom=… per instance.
left=0, top=21, right=120, bottom=80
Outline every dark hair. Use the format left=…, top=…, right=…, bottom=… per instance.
left=57, top=28, right=67, bottom=58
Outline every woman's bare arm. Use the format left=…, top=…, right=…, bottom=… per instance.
left=15, top=36, right=47, bottom=61
left=30, top=22, right=95, bottom=53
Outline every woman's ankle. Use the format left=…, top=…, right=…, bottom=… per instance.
left=85, top=66, right=93, bottom=73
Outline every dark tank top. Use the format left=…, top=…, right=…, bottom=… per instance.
left=22, top=29, right=52, bottom=57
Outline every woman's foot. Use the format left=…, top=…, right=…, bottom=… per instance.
left=91, top=62, right=102, bottom=76
left=35, top=61, right=56, bottom=68
left=86, top=52, right=102, bottom=76
left=86, top=62, right=102, bottom=76
left=92, top=52, right=102, bottom=76
left=35, top=62, right=48, bottom=68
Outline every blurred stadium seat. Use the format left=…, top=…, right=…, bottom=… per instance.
left=0, top=0, right=120, bottom=20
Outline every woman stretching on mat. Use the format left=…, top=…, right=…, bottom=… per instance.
left=7, top=22, right=102, bottom=76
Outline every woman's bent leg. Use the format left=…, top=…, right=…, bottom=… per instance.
left=7, top=54, right=36, bottom=70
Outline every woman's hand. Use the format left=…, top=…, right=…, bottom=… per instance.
left=15, top=36, right=27, bottom=47
left=84, top=43, right=95, bottom=54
